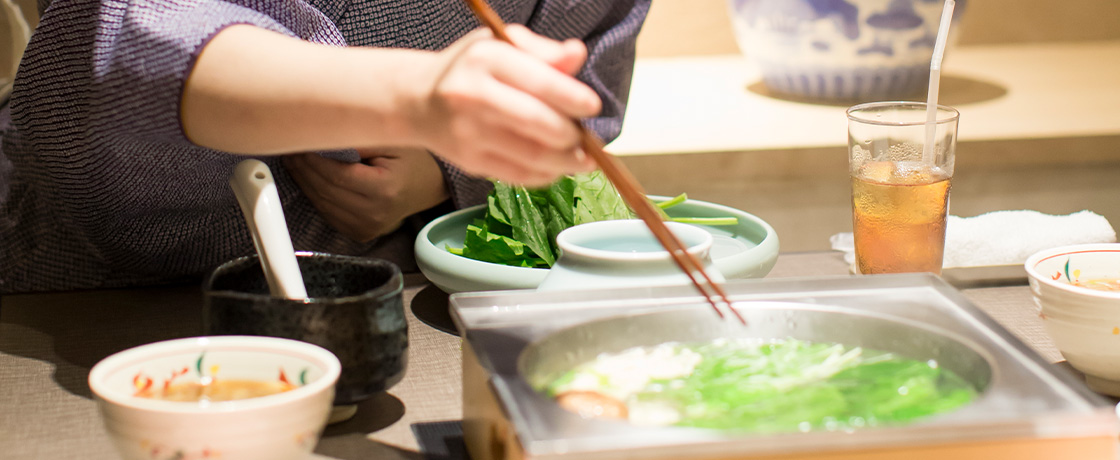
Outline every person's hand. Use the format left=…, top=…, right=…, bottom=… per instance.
left=409, top=25, right=600, bottom=187
left=183, top=24, right=599, bottom=187
left=282, top=148, right=448, bottom=242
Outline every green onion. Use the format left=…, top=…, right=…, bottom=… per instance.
left=656, top=193, right=688, bottom=209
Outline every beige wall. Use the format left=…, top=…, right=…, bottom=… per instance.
left=0, top=0, right=37, bottom=88
left=629, top=0, right=1120, bottom=252
left=637, top=0, right=1120, bottom=58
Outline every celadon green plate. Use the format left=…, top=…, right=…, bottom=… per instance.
left=414, top=196, right=780, bottom=293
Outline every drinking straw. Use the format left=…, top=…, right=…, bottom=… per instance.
left=923, top=0, right=956, bottom=165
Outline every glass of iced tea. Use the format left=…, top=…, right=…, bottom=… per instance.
left=847, top=101, right=959, bottom=275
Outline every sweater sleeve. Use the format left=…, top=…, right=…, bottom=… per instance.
left=78, top=0, right=347, bottom=147
left=437, top=0, right=652, bottom=209
left=554, top=0, right=651, bottom=144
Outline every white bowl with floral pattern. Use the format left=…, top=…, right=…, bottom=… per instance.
left=88, top=336, right=341, bottom=460
left=1025, top=244, right=1120, bottom=396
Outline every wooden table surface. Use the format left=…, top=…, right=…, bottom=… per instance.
left=1, top=251, right=1110, bottom=460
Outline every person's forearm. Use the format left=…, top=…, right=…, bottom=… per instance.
left=181, top=24, right=431, bottom=154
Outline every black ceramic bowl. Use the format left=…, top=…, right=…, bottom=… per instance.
left=203, top=252, right=407, bottom=405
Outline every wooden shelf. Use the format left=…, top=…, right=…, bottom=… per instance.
left=607, top=40, right=1120, bottom=157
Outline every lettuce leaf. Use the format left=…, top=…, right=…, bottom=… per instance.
left=572, top=171, right=634, bottom=224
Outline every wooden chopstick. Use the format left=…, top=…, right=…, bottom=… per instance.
left=462, top=0, right=744, bottom=325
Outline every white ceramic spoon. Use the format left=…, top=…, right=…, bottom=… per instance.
left=229, top=159, right=307, bottom=300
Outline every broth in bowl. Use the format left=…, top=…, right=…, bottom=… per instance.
left=1071, top=278, right=1120, bottom=292
left=128, top=351, right=307, bottom=403
left=136, top=379, right=295, bottom=402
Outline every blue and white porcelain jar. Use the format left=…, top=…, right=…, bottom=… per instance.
left=727, top=0, right=967, bottom=102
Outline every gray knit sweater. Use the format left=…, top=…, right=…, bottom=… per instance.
left=0, top=0, right=648, bottom=293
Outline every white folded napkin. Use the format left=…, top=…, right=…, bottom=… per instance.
left=942, top=210, right=1115, bottom=268
left=830, top=210, right=1116, bottom=269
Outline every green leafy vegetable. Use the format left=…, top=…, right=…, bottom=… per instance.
left=494, top=184, right=556, bottom=266
left=449, top=172, right=739, bottom=268
left=571, top=172, right=633, bottom=224
left=546, top=339, right=977, bottom=433
left=448, top=220, right=546, bottom=268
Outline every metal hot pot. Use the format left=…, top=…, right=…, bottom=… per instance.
left=451, top=274, right=1119, bottom=460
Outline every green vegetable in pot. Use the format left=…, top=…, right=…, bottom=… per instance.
left=545, top=339, right=978, bottom=433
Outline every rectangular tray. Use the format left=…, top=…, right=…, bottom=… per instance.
left=941, top=264, right=1028, bottom=288
left=451, top=274, right=1118, bottom=460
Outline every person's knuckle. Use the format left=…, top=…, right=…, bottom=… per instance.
left=448, top=118, right=480, bottom=146
left=548, top=124, right=580, bottom=151
left=380, top=183, right=404, bottom=203
left=304, top=183, right=329, bottom=202
left=436, top=81, right=476, bottom=112
left=325, top=171, right=350, bottom=189
left=462, top=40, right=502, bottom=66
